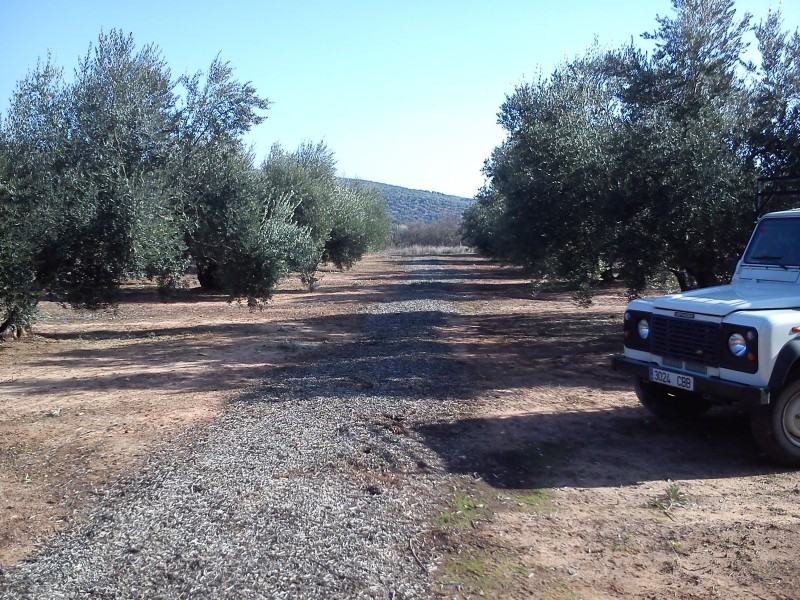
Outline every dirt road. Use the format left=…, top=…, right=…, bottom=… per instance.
left=1, top=254, right=798, bottom=599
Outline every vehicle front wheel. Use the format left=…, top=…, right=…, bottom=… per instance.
left=634, top=378, right=712, bottom=420
left=750, top=380, right=800, bottom=467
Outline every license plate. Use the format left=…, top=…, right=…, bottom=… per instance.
left=650, top=367, right=694, bottom=391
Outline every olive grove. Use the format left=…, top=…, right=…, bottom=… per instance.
left=0, top=30, right=388, bottom=335
left=462, top=0, right=800, bottom=300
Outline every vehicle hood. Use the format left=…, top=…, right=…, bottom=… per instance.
left=652, top=283, right=800, bottom=317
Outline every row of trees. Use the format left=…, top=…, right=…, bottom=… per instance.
left=462, top=0, right=800, bottom=301
left=0, top=30, right=389, bottom=335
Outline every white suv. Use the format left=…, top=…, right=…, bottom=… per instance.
left=613, top=208, right=800, bottom=466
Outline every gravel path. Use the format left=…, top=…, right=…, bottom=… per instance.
left=0, top=257, right=469, bottom=599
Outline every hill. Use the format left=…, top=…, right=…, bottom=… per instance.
left=344, top=179, right=473, bottom=224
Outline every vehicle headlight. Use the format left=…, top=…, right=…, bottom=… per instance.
left=637, top=319, right=650, bottom=340
left=728, top=332, right=747, bottom=357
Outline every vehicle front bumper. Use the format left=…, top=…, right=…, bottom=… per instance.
left=611, top=355, right=770, bottom=405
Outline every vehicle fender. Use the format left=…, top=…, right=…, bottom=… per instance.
left=768, top=337, right=800, bottom=389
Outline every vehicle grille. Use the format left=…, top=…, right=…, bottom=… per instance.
left=650, top=315, right=720, bottom=367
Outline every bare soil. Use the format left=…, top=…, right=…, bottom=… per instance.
left=2, top=254, right=799, bottom=599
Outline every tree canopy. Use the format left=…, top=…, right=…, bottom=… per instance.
left=462, top=0, right=800, bottom=300
left=0, top=30, right=389, bottom=335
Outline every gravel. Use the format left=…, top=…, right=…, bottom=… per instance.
left=0, top=257, right=470, bottom=599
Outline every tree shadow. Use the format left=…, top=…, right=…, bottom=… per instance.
left=416, top=404, right=784, bottom=489
left=17, top=252, right=781, bottom=487
left=19, top=251, right=627, bottom=400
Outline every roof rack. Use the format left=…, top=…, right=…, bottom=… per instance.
left=756, top=176, right=800, bottom=217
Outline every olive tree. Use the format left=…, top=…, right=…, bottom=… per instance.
left=748, top=9, right=800, bottom=183
left=466, top=48, right=620, bottom=301
left=49, top=30, right=186, bottom=307
left=195, top=148, right=316, bottom=306
left=607, top=0, right=756, bottom=292
left=465, top=0, right=800, bottom=300
left=0, top=57, right=69, bottom=335
left=1, top=29, right=390, bottom=331
left=173, top=56, right=271, bottom=291
left=260, top=142, right=389, bottom=288
left=324, top=180, right=390, bottom=269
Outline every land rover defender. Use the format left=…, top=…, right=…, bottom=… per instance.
left=613, top=208, right=800, bottom=466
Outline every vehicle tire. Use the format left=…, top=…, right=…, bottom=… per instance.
left=750, top=379, right=800, bottom=467
left=634, top=378, right=712, bottom=420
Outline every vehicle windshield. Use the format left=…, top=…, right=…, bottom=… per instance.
left=743, top=217, right=800, bottom=267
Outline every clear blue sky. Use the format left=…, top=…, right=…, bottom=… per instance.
left=1, top=1, right=797, bottom=198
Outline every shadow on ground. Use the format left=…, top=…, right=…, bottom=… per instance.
left=30, top=254, right=776, bottom=485
left=415, top=404, right=784, bottom=489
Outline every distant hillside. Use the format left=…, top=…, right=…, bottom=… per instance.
left=344, top=179, right=473, bottom=224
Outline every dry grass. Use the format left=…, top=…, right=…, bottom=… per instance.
left=386, top=244, right=472, bottom=256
